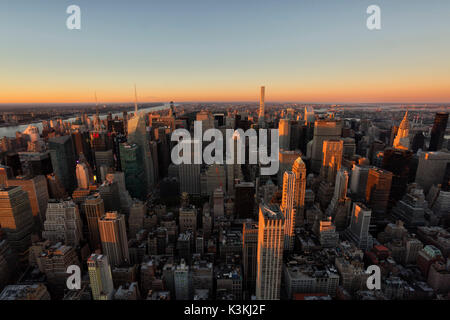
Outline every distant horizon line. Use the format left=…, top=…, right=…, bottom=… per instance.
left=1, top=101, right=450, bottom=107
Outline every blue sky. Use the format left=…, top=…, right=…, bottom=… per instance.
left=1, top=0, right=450, bottom=103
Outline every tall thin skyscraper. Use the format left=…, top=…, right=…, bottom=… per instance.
left=280, top=171, right=296, bottom=251
left=292, top=157, right=307, bottom=225
left=259, top=86, right=265, bottom=120
left=429, top=112, right=449, bottom=151
left=243, top=221, right=258, bottom=293
left=87, top=253, right=114, bottom=300
left=256, top=204, right=284, bottom=300
left=98, top=211, right=129, bottom=267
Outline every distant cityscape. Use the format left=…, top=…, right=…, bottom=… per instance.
left=0, top=86, right=448, bottom=301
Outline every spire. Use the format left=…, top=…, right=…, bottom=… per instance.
left=393, top=110, right=410, bottom=150
left=134, top=84, right=138, bottom=115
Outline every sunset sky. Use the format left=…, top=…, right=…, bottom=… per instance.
left=1, top=0, right=450, bottom=104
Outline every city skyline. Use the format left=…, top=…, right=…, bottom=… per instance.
left=1, top=0, right=450, bottom=104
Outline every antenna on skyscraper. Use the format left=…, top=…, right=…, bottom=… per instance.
left=134, top=84, right=138, bottom=115
left=94, top=91, right=99, bottom=117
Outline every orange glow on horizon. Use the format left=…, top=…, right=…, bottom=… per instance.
left=1, top=80, right=450, bottom=104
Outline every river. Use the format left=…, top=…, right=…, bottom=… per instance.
left=0, top=104, right=171, bottom=138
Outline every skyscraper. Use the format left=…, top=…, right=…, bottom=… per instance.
left=98, top=211, right=130, bottom=267
left=345, top=202, right=373, bottom=251
left=326, top=168, right=349, bottom=217
left=428, top=112, right=449, bottom=151
left=277, top=150, right=301, bottom=186
left=87, top=253, right=114, bottom=300
left=292, top=156, right=307, bottom=225
left=320, top=139, right=343, bottom=184
left=234, top=182, right=255, bottom=219
left=0, top=186, right=34, bottom=257
left=127, top=112, right=155, bottom=194
left=119, top=143, right=146, bottom=200
left=178, top=140, right=201, bottom=196
left=174, top=259, right=191, bottom=300
left=281, top=171, right=296, bottom=251
left=311, top=120, right=343, bottom=173
left=350, top=164, right=371, bottom=199
left=415, top=151, right=450, bottom=193
left=76, top=161, right=91, bottom=189
left=82, top=193, right=105, bottom=251
left=279, top=119, right=291, bottom=151
left=42, top=199, right=83, bottom=247
left=3, top=175, right=49, bottom=228
left=243, top=221, right=258, bottom=293
left=259, top=86, right=265, bottom=121
left=365, top=168, right=393, bottom=221
left=393, top=111, right=410, bottom=150
left=256, top=204, right=284, bottom=300
left=382, top=147, right=413, bottom=207
left=48, top=135, right=76, bottom=193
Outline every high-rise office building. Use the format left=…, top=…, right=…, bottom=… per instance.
left=326, top=168, right=349, bottom=217
left=365, top=168, right=393, bottom=220
left=311, top=120, right=343, bottom=173
left=127, top=112, right=155, bottom=193
left=3, top=174, right=49, bottom=228
left=128, top=199, right=146, bottom=239
left=82, top=193, right=105, bottom=251
left=174, top=259, right=191, bottom=300
left=292, top=157, right=307, bottom=211
left=350, top=164, right=371, bottom=199
left=119, top=143, right=146, bottom=200
left=0, top=187, right=34, bottom=256
left=320, top=139, right=343, bottom=184
left=75, top=160, right=91, bottom=189
left=42, top=200, right=83, bottom=247
left=345, top=202, right=373, bottom=251
left=280, top=171, right=296, bottom=251
left=243, top=221, right=258, bottom=293
left=87, top=253, right=114, bottom=300
left=178, top=140, right=202, bottom=196
left=48, top=135, right=76, bottom=193
left=279, top=119, right=291, bottom=151
left=382, top=147, right=413, bottom=206
left=415, top=151, right=450, bottom=193
left=98, top=180, right=121, bottom=212
left=428, top=112, right=449, bottom=151
left=98, top=211, right=130, bottom=267
left=234, top=182, right=255, bottom=219
left=256, top=204, right=284, bottom=300
left=277, top=150, right=301, bottom=186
